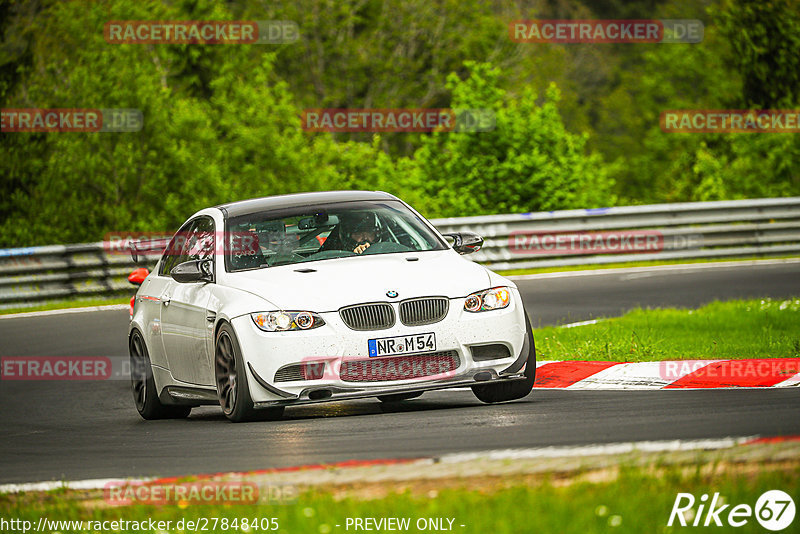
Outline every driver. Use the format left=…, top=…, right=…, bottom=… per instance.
left=338, top=212, right=381, bottom=254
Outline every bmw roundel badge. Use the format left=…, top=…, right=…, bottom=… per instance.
left=386, top=290, right=398, bottom=298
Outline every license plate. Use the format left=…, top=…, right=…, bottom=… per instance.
left=368, top=332, right=436, bottom=357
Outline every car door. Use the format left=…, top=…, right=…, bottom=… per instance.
left=159, top=216, right=216, bottom=386
left=137, top=222, right=195, bottom=371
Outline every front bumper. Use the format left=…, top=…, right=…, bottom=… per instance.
left=232, top=288, right=528, bottom=407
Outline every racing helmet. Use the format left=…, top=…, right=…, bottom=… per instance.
left=338, top=211, right=380, bottom=251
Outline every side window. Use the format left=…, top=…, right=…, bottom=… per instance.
left=159, top=220, right=194, bottom=276
left=187, top=217, right=215, bottom=263
left=158, top=217, right=215, bottom=276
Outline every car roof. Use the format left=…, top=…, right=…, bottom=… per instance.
left=214, top=190, right=399, bottom=218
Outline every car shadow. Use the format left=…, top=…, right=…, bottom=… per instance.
left=185, top=391, right=537, bottom=422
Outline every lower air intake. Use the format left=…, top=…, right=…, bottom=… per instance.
left=339, top=351, right=460, bottom=382
left=470, top=344, right=511, bottom=361
left=274, top=362, right=325, bottom=382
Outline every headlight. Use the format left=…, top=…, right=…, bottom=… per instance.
left=251, top=311, right=326, bottom=332
left=464, top=287, right=511, bottom=312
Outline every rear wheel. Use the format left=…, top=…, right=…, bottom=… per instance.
left=472, top=315, right=536, bottom=404
left=129, top=330, right=191, bottom=420
left=377, top=392, right=423, bottom=403
left=215, top=323, right=284, bottom=423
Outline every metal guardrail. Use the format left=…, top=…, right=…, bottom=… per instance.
left=429, top=197, right=800, bottom=270
left=0, top=243, right=140, bottom=307
left=1, top=197, right=799, bottom=308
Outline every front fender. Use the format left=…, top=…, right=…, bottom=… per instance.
left=208, top=284, right=280, bottom=322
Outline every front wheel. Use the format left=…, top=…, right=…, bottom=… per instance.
left=215, top=323, right=284, bottom=423
left=129, top=330, right=191, bottom=420
left=472, top=315, right=536, bottom=404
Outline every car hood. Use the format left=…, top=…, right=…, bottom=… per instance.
left=223, top=250, right=491, bottom=311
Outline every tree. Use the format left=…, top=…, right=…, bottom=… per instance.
left=714, top=0, right=800, bottom=108
left=399, top=62, right=616, bottom=217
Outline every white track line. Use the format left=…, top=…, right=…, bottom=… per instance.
left=0, top=477, right=152, bottom=494
left=559, top=319, right=601, bottom=328
left=438, top=436, right=759, bottom=463
left=0, top=304, right=128, bottom=320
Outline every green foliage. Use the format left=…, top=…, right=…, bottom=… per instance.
left=1, top=0, right=798, bottom=246
left=399, top=62, right=616, bottom=217
left=0, top=0, right=332, bottom=243
left=596, top=3, right=800, bottom=204
left=714, top=0, right=800, bottom=108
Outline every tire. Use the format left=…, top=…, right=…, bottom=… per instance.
left=377, top=391, right=423, bottom=403
left=215, top=323, right=285, bottom=423
left=472, top=315, right=536, bottom=404
left=129, top=330, right=191, bottom=420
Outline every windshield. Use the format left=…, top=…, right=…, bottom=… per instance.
left=225, top=200, right=447, bottom=271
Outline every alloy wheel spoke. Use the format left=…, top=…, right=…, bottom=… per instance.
left=216, top=333, right=238, bottom=413
left=130, top=335, right=147, bottom=410
left=215, top=352, right=230, bottom=375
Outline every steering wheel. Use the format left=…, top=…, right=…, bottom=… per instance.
left=303, top=249, right=358, bottom=261
left=360, top=242, right=413, bottom=255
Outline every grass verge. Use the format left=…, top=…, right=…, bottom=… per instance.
left=535, top=298, right=800, bottom=362
left=1, top=461, right=796, bottom=534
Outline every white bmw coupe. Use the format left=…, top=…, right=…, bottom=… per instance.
left=129, top=191, right=535, bottom=422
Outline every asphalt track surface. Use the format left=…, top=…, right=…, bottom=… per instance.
left=1, top=261, right=798, bottom=484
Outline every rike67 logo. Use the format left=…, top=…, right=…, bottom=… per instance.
left=669, top=490, right=795, bottom=531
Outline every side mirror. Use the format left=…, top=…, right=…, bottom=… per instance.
left=127, top=267, right=150, bottom=286
left=442, top=232, right=484, bottom=255
left=170, top=260, right=213, bottom=283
